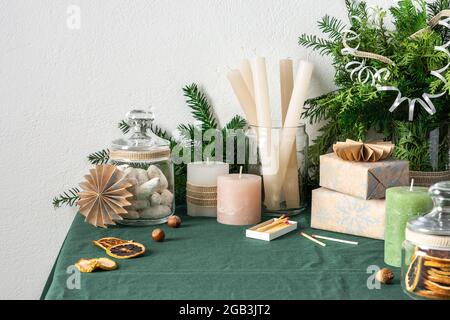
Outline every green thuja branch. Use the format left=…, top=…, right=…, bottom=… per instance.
left=394, top=119, right=433, bottom=171
left=52, top=188, right=80, bottom=208
left=300, top=0, right=450, bottom=185
left=390, top=0, right=427, bottom=39
left=428, top=0, right=450, bottom=42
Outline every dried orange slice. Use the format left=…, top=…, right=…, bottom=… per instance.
left=93, top=237, right=133, bottom=250
left=424, top=260, right=450, bottom=268
left=424, top=255, right=450, bottom=263
left=106, top=242, right=146, bottom=259
left=75, top=258, right=118, bottom=272
left=424, top=279, right=450, bottom=297
left=429, top=268, right=450, bottom=277
left=415, top=290, right=450, bottom=300
left=405, top=255, right=423, bottom=293
left=96, top=258, right=118, bottom=271
left=427, top=274, right=450, bottom=286
left=75, top=258, right=99, bottom=273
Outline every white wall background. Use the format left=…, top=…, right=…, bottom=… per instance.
left=0, top=0, right=392, bottom=299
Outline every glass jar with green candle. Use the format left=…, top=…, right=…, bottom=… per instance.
left=385, top=182, right=433, bottom=267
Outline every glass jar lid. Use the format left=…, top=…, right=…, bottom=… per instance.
left=110, top=109, right=171, bottom=162
left=406, top=182, right=450, bottom=248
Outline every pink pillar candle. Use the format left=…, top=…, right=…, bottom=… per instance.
left=217, top=174, right=262, bottom=226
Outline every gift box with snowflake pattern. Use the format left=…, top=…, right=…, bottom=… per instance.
left=311, top=187, right=385, bottom=240
left=320, top=153, right=409, bottom=200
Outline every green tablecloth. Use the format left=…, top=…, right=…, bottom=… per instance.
left=42, top=208, right=408, bottom=300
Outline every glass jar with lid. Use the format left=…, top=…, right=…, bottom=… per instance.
left=402, top=182, right=450, bottom=300
left=109, top=109, right=175, bottom=226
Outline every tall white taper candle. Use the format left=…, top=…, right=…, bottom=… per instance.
left=252, top=57, right=279, bottom=210
left=239, top=59, right=255, bottom=99
left=275, top=60, right=314, bottom=199
left=280, top=58, right=300, bottom=208
left=227, top=70, right=258, bottom=126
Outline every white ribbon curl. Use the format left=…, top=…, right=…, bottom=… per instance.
left=341, top=29, right=393, bottom=86
left=377, top=16, right=450, bottom=121
left=341, top=12, right=450, bottom=121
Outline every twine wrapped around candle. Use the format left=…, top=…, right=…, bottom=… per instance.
left=186, top=161, right=229, bottom=216
left=186, top=183, right=217, bottom=208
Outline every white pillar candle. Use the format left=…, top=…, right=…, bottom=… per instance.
left=187, top=161, right=229, bottom=217
left=217, top=174, right=262, bottom=226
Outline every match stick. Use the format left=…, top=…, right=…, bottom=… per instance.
left=312, top=235, right=359, bottom=246
left=300, top=232, right=326, bottom=247
left=256, top=217, right=288, bottom=232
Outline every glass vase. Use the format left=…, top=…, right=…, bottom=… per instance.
left=246, top=124, right=309, bottom=217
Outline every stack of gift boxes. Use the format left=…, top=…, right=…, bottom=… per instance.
left=311, top=153, right=410, bottom=240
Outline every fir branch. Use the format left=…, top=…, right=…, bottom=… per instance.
left=183, top=83, right=218, bottom=131
left=318, top=15, right=346, bottom=41
left=224, top=115, right=247, bottom=130
left=177, top=123, right=198, bottom=142
left=53, top=187, right=80, bottom=208
left=150, top=124, right=171, bottom=140
left=118, top=120, right=130, bottom=134
left=298, top=34, right=335, bottom=55
left=87, top=149, right=110, bottom=165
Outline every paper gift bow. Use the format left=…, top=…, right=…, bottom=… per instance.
left=333, top=140, right=395, bottom=162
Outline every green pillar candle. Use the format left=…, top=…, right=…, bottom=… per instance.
left=385, top=186, right=433, bottom=267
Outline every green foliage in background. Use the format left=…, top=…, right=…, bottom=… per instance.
left=53, top=83, right=246, bottom=209
left=299, top=0, right=450, bottom=184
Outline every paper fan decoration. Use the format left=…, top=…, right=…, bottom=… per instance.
left=333, top=139, right=395, bottom=162
left=77, top=165, right=133, bottom=228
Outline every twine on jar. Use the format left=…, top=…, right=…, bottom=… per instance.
left=109, top=149, right=171, bottom=161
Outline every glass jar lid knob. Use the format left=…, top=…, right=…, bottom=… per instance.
left=126, top=109, right=155, bottom=137
left=407, top=181, right=450, bottom=236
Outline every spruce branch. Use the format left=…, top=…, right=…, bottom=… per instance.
left=87, top=149, right=110, bottom=165
left=53, top=187, right=80, bottom=208
left=318, top=15, right=346, bottom=41
left=298, top=34, right=335, bottom=55
left=118, top=120, right=130, bottom=134
left=183, top=83, right=218, bottom=131
left=224, top=115, right=247, bottom=130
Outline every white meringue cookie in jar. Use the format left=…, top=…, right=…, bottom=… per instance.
left=109, top=109, right=175, bottom=226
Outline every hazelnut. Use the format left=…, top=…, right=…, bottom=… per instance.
left=167, top=215, right=181, bottom=228
left=151, top=228, right=165, bottom=242
left=376, top=268, right=395, bottom=284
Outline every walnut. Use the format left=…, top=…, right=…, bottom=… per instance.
left=376, top=268, right=395, bottom=284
